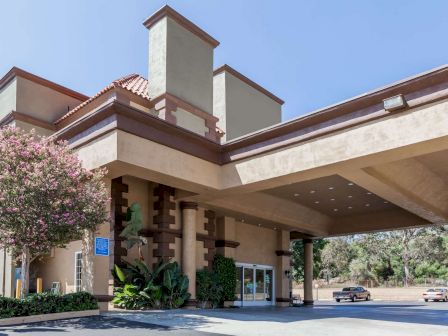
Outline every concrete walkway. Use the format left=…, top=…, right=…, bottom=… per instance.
left=106, top=301, right=448, bottom=336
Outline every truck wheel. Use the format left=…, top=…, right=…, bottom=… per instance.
left=366, top=295, right=370, bottom=301
left=424, top=299, right=428, bottom=302
left=352, top=296, right=357, bottom=302
left=336, top=299, right=340, bottom=302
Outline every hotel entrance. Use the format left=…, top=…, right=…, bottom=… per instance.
left=235, top=263, right=275, bottom=306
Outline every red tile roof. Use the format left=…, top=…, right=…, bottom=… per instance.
left=55, top=74, right=149, bottom=124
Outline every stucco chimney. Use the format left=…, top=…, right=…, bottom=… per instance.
left=143, top=6, right=219, bottom=117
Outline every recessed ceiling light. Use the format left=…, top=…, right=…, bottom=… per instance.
left=365, top=204, right=370, bottom=207
left=333, top=209, right=338, bottom=212
left=241, top=219, right=245, bottom=222
left=348, top=195, right=353, bottom=198
left=258, top=224, right=261, bottom=227
left=330, top=198, right=335, bottom=201
left=366, top=192, right=372, bottom=195
left=314, top=201, right=320, bottom=204
left=348, top=206, right=353, bottom=209
left=310, top=190, right=316, bottom=194
left=383, top=201, right=389, bottom=204
left=294, top=193, right=300, bottom=197
left=328, top=187, right=334, bottom=190
left=348, top=183, right=354, bottom=186
left=274, top=227, right=277, bottom=230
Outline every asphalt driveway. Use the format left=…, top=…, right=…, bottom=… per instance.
left=1, top=301, right=448, bottom=336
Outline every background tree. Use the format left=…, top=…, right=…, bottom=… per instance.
left=0, top=127, right=109, bottom=297
left=291, top=239, right=327, bottom=282
left=321, top=237, right=352, bottom=281
left=291, top=226, right=448, bottom=287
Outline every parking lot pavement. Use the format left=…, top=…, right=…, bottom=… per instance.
left=2, top=301, right=448, bottom=336
left=0, top=315, right=227, bottom=336
left=106, top=301, right=448, bottom=336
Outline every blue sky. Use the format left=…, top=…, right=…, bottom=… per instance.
left=1, top=0, right=448, bottom=121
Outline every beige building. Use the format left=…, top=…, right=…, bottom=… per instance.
left=1, top=5, right=448, bottom=308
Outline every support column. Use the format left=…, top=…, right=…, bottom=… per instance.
left=181, top=202, right=198, bottom=305
left=0, top=248, right=14, bottom=297
left=303, top=238, right=314, bottom=305
left=215, top=216, right=239, bottom=258
left=109, top=177, right=128, bottom=298
left=275, top=230, right=292, bottom=306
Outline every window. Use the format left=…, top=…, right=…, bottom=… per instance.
left=74, top=252, right=82, bottom=292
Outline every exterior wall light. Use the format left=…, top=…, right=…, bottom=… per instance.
left=383, top=94, right=407, bottom=111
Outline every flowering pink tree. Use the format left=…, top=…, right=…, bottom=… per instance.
left=0, top=127, right=109, bottom=297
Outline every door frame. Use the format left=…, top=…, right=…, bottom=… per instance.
left=234, top=262, right=275, bottom=306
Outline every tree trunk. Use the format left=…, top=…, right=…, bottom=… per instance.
left=403, top=257, right=411, bottom=287
left=81, top=229, right=95, bottom=293
left=20, top=246, right=30, bottom=298
left=402, top=231, right=411, bottom=287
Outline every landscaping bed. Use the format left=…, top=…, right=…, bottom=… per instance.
left=0, top=291, right=99, bottom=323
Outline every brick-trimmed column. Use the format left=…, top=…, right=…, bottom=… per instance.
left=275, top=230, right=292, bottom=306
left=181, top=201, right=198, bottom=305
left=203, top=210, right=216, bottom=270
left=304, top=238, right=314, bottom=305
left=109, top=177, right=128, bottom=294
left=110, top=178, right=128, bottom=266
left=152, top=185, right=176, bottom=266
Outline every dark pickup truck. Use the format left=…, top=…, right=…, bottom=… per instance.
left=333, top=286, right=371, bottom=302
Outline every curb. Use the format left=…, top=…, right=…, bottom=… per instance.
left=0, top=309, right=100, bottom=326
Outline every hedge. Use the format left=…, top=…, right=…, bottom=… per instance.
left=0, top=292, right=98, bottom=319
left=213, top=255, right=237, bottom=301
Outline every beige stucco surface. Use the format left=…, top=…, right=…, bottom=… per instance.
left=220, top=98, right=448, bottom=191
left=213, top=71, right=282, bottom=141
left=234, top=221, right=277, bottom=267
left=0, top=249, right=14, bottom=297
left=34, top=240, right=81, bottom=294
left=173, top=107, right=208, bottom=136
left=0, top=78, right=17, bottom=120
left=16, top=77, right=84, bottom=122
left=14, top=120, right=54, bottom=136
left=148, top=16, right=214, bottom=114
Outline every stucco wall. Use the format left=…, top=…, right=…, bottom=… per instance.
left=173, top=107, right=208, bottom=136
left=234, top=221, right=277, bottom=267
left=14, top=120, right=54, bottom=136
left=33, top=241, right=82, bottom=294
left=16, top=76, right=84, bottom=123
left=0, top=249, right=14, bottom=297
left=148, top=16, right=214, bottom=114
left=0, top=78, right=17, bottom=120
left=213, top=71, right=282, bottom=142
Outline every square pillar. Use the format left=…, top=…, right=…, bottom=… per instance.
left=215, top=216, right=238, bottom=258
left=275, top=230, right=292, bottom=307
left=0, top=248, right=14, bottom=297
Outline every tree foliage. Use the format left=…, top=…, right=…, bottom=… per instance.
left=0, top=127, right=109, bottom=295
left=291, top=239, right=327, bottom=282
left=291, top=226, right=448, bottom=286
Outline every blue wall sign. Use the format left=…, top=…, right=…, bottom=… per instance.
left=95, top=237, right=109, bottom=256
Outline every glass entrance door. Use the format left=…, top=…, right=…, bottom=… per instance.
left=235, top=263, right=275, bottom=306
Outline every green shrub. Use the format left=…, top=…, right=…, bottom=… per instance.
left=213, top=255, right=236, bottom=301
left=0, top=292, right=98, bottom=319
left=113, top=260, right=190, bottom=310
left=112, top=284, right=150, bottom=310
left=196, top=268, right=224, bottom=308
